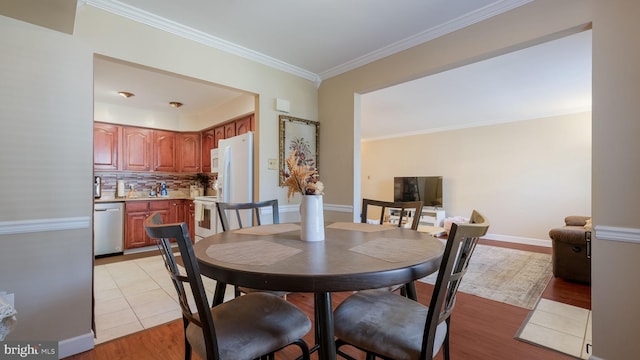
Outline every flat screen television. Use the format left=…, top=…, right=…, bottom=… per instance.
left=394, top=176, right=443, bottom=208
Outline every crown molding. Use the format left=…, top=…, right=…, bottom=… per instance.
left=82, top=0, right=532, bottom=85
left=318, top=0, right=535, bottom=80
left=83, top=0, right=320, bottom=84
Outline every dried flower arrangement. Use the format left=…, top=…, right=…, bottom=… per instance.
left=282, top=146, right=324, bottom=201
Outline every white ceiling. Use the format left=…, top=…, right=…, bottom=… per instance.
left=88, top=0, right=591, bottom=139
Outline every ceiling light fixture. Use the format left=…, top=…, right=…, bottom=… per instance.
left=169, top=101, right=183, bottom=108
left=118, top=91, right=135, bottom=98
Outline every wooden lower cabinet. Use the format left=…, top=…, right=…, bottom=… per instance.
left=186, top=200, right=195, bottom=240
left=124, top=199, right=190, bottom=250
left=124, top=201, right=154, bottom=249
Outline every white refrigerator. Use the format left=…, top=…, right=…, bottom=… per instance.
left=214, top=131, right=254, bottom=228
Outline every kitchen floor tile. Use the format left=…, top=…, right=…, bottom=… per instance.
left=128, top=288, right=180, bottom=320
left=139, top=309, right=182, bottom=329
left=94, top=296, right=131, bottom=316
left=93, top=287, right=125, bottom=302
left=95, top=320, right=144, bottom=345
left=95, top=307, right=139, bottom=332
left=93, top=252, right=237, bottom=344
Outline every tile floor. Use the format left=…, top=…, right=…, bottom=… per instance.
left=93, top=254, right=236, bottom=344
left=517, top=298, right=592, bottom=359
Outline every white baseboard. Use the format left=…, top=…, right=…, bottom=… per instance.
left=59, top=331, right=94, bottom=358
left=482, top=233, right=552, bottom=247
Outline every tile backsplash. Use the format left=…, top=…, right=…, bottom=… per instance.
left=95, top=172, right=214, bottom=193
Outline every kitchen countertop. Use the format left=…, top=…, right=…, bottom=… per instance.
left=94, top=191, right=196, bottom=203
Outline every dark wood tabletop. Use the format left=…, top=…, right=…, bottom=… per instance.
left=193, top=222, right=444, bottom=360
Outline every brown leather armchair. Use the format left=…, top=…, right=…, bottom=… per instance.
left=549, top=216, right=591, bottom=284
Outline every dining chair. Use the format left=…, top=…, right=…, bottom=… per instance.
left=144, top=211, right=311, bottom=360
left=216, top=199, right=289, bottom=298
left=361, top=198, right=423, bottom=230
left=361, top=198, right=424, bottom=297
left=216, top=199, right=279, bottom=231
left=334, top=210, right=489, bottom=360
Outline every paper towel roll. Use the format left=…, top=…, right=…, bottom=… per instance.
left=116, top=180, right=125, bottom=198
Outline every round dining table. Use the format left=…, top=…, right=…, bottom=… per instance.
left=193, top=221, right=444, bottom=360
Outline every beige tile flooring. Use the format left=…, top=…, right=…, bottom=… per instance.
left=93, top=254, right=236, bottom=344
left=518, top=298, right=592, bottom=359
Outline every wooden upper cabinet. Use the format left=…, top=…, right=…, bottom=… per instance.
left=123, top=127, right=152, bottom=171
left=235, top=115, right=253, bottom=135
left=224, top=123, right=236, bottom=139
left=201, top=129, right=215, bottom=172
left=180, top=132, right=201, bottom=173
left=212, top=114, right=255, bottom=149
left=154, top=130, right=178, bottom=172
left=94, top=122, right=120, bottom=170
left=213, top=125, right=225, bottom=148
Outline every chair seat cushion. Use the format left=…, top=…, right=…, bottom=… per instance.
left=187, top=292, right=311, bottom=360
left=334, top=290, right=447, bottom=360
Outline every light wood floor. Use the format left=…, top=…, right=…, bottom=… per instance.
left=76, top=239, right=590, bottom=360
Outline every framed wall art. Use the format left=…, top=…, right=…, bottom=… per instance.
left=279, top=115, right=319, bottom=185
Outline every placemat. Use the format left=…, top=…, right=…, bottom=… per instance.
left=206, top=240, right=302, bottom=266
left=328, top=222, right=396, bottom=232
left=233, top=223, right=300, bottom=235
left=349, top=237, right=433, bottom=262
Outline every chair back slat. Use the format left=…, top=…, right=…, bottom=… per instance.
left=421, top=210, right=489, bottom=358
left=217, top=199, right=279, bottom=231
left=361, top=198, right=423, bottom=230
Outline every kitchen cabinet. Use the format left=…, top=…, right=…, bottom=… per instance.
left=213, top=125, right=225, bottom=148
left=124, top=199, right=190, bottom=250
left=94, top=122, right=120, bottom=170
left=235, top=114, right=253, bottom=135
left=186, top=200, right=195, bottom=240
left=123, top=127, right=153, bottom=171
left=201, top=129, right=215, bottom=172
left=154, top=130, right=178, bottom=172
left=95, top=115, right=253, bottom=173
left=124, top=201, right=155, bottom=249
left=211, top=114, right=255, bottom=148
left=179, top=132, right=201, bottom=173
left=224, top=122, right=236, bottom=138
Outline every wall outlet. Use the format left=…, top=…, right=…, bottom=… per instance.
left=268, top=158, right=278, bottom=170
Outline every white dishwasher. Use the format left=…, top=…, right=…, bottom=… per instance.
left=94, top=202, right=124, bottom=257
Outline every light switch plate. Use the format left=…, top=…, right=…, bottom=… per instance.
left=268, top=159, right=278, bottom=170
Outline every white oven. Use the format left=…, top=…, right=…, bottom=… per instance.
left=194, top=196, right=220, bottom=242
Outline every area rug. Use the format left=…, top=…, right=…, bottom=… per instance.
left=515, top=298, right=592, bottom=359
left=418, top=243, right=552, bottom=309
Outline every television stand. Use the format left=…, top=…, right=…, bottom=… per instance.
left=388, top=207, right=445, bottom=227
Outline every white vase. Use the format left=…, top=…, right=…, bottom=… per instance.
left=299, top=194, right=325, bottom=241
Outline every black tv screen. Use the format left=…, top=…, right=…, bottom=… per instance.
left=394, top=176, right=443, bottom=208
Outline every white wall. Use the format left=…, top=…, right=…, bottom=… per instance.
left=0, top=14, right=94, bottom=356
left=361, top=112, right=592, bottom=243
